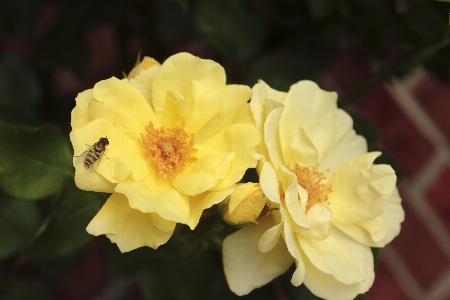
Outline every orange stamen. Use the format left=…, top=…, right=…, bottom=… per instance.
left=289, top=164, right=332, bottom=212
left=141, top=122, right=195, bottom=180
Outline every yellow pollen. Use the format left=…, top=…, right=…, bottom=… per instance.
left=141, top=122, right=195, bottom=180
left=289, top=164, right=332, bottom=212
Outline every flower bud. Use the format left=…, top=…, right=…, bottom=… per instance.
left=219, top=183, right=267, bottom=227
left=128, top=56, right=159, bottom=78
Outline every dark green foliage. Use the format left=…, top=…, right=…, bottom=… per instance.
left=24, top=183, right=101, bottom=259
left=194, top=0, right=264, bottom=60
left=0, top=123, right=73, bottom=200
left=0, top=0, right=444, bottom=298
left=3, top=279, right=53, bottom=300
left=0, top=194, right=41, bottom=260
left=0, top=52, right=41, bottom=122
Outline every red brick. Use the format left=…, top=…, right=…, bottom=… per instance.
left=327, top=51, right=372, bottom=93
left=55, top=238, right=110, bottom=300
left=426, top=165, right=450, bottom=232
left=326, top=52, right=435, bottom=177
left=410, top=71, right=450, bottom=141
left=365, top=257, right=411, bottom=300
left=86, top=25, right=119, bottom=74
left=391, top=197, right=450, bottom=289
left=120, top=282, right=145, bottom=300
left=354, top=85, right=434, bottom=177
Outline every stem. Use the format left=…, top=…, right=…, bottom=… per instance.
left=339, top=28, right=450, bottom=106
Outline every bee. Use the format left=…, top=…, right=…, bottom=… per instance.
left=75, top=137, right=109, bottom=172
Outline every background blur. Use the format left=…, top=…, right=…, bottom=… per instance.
left=1, top=0, right=450, bottom=299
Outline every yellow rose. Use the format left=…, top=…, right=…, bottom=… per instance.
left=222, top=80, right=404, bottom=299
left=219, top=183, right=268, bottom=227
left=70, top=53, right=260, bottom=252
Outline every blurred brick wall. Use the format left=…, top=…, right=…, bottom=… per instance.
left=325, top=53, right=450, bottom=300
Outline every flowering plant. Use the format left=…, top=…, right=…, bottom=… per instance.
left=70, top=53, right=260, bottom=252
left=69, top=55, right=403, bottom=299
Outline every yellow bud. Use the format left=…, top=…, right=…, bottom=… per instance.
left=128, top=56, right=159, bottom=78
left=220, top=183, right=267, bottom=227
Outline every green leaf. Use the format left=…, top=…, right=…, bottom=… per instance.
left=277, top=265, right=321, bottom=300
left=0, top=123, right=73, bottom=200
left=25, top=184, right=101, bottom=259
left=156, top=2, right=192, bottom=48
left=0, top=52, right=42, bottom=121
left=306, top=0, right=335, bottom=20
left=243, top=54, right=319, bottom=92
left=34, top=28, right=90, bottom=76
left=0, top=195, right=40, bottom=260
left=0, top=0, right=40, bottom=33
left=3, top=279, right=53, bottom=300
left=406, top=0, right=447, bottom=39
left=194, top=0, right=265, bottom=60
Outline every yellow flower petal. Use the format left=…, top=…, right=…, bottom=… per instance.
left=264, top=107, right=285, bottom=168
left=194, top=84, right=253, bottom=143
left=258, top=221, right=283, bottom=253
left=128, top=58, right=161, bottom=104
left=183, top=81, right=225, bottom=134
left=223, top=215, right=294, bottom=296
left=259, top=161, right=281, bottom=204
left=114, top=169, right=189, bottom=224
left=279, top=166, right=309, bottom=230
left=202, top=124, right=260, bottom=191
left=71, top=118, right=149, bottom=184
left=329, top=152, right=396, bottom=224
left=228, top=182, right=259, bottom=213
left=299, top=203, right=331, bottom=242
left=299, top=232, right=364, bottom=285
left=86, top=193, right=175, bottom=252
left=172, top=152, right=235, bottom=196
left=250, top=80, right=287, bottom=131
left=319, top=110, right=367, bottom=172
left=90, top=77, right=159, bottom=143
left=152, top=53, right=226, bottom=115
left=336, top=187, right=404, bottom=247
left=288, top=127, right=318, bottom=166
left=149, top=212, right=177, bottom=233
left=250, top=81, right=286, bottom=161
left=291, top=260, right=306, bottom=286
left=278, top=81, right=338, bottom=163
left=302, top=229, right=374, bottom=300
left=187, top=186, right=235, bottom=229
left=71, top=89, right=94, bottom=130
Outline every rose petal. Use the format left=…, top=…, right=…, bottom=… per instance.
left=186, top=186, right=235, bottom=229
left=172, top=152, right=235, bottom=196
left=264, top=107, right=285, bottom=168
left=91, top=77, right=158, bottom=143
left=329, top=152, right=396, bottom=224
left=302, top=229, right=374, bottom=300
left=114, top=168, right=189, bottom=224
left=300, top=231, right=365, bottom=285
left=279, top=166, right=309, bottom=230
left=86, top=193, right=175, bottom=252
left=299, top=203, right=332, bottom=241
left=260, top=161, right=281, bottom=204
left=279, top=81, right=337, bottom=163
left=152, top=53, right=226, bottom=115
left=223, top=216, right=294, bottom=296
left=71, top=89, right=94, bottom=130
left=202, top=124, right=260, bottom=191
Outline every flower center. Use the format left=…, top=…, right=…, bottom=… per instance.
left=141, top=122, right=195, bottom=180
left=289, top=164, right=332, bottom=212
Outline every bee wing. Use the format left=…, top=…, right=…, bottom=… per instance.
left=89, top=151, right=105, bottom=173
left=74, top=146, right=94, bottom=163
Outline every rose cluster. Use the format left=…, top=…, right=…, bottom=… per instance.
left=70, top=53, right=404, bottom=299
